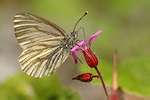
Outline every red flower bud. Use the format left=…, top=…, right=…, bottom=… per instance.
left=72, top=73, right=93, bottom=82
left=83, top=48, right=98, bottom=68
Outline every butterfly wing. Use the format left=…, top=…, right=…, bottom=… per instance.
left=14, top=13, right=69, bottom=78
left=14, top=13, right=68, bottom=48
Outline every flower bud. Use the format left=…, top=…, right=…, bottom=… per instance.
left=72, top=73, right=93, bottom=82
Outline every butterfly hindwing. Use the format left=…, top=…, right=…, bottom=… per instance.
left=19, top=38, right=69, bottom=78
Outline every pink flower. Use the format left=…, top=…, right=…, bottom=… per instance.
left=70, top=30, right=102, bottom=68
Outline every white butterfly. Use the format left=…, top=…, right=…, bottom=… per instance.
left=14, top=12, right=88, bottom=78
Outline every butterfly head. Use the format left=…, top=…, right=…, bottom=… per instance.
left=71, top=31, right=77, bottom=38
left=67, top=11, right=88, bottom=48
left=66, top=31, right=77, bottom=49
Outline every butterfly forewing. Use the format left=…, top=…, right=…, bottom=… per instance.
left=14, top=13, right=69, bottom=78
left=14, top=13, right=68, bottom=48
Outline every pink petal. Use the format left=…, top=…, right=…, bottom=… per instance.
left=71, top=51, right=78, bottom=64
left=77, top=41, right=85, bottom=47
left=86, top=30, right=102, bottom=47
left=70, top=41, right=85, bottom=64
left=70, top=41, right=84, bottom=52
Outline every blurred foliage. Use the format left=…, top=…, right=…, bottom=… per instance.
left=79, top=56, right=150, bottom=97
left=0, top=73, right=81, bottom=100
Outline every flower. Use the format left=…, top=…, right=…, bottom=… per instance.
left=71, top=30, right=109, bottom=99
left=70, top=30, right=102, bottom=68
left=72, top=73, right=99, bottom=82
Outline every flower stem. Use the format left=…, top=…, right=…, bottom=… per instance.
left=112, top=50, right=117, bottom=91
left=94, top=66, right=109, bottom=100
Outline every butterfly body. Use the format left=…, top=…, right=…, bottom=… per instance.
left=14, top=13, right=77, bottom=78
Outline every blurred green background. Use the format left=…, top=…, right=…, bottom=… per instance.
left=0, top=0, right=150, bottom=100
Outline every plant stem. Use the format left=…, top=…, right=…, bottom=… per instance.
left=94, top=66, right=109, bottom=100
left=112, top=50, right=117, bottom=91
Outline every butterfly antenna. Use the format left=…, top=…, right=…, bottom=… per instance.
left=73, top=11, right=88, bottom=32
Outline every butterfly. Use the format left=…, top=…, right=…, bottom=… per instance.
left=14, top=12, right=88, bottom=78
